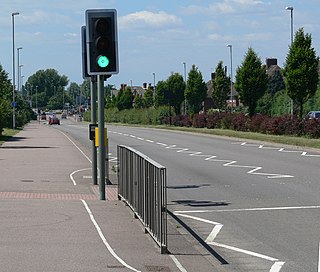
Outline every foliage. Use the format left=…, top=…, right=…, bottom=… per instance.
left=167, top=73, right=186, bottom=115
left=115, top=87, right=133, bottom=111
left=267, top=68, right=285, bottom=94
left=143, top=87, right=154, bottom=108
left=211, top=61, right=230, bottom=110
left=0, top=64, right=13, bottom=133
left=185, top=64, right=207, bottom=114
left=284, top=28, right=319, bottom=118
left=235, top=47, right=268, bottom=117
left=154, top=80, right=168, bottom=107
left=26, top=69, right=69, bottom=109
left=133, top=94, right=145, bottom=109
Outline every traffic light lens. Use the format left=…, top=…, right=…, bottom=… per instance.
left=97, top=55, right=109, bottom=68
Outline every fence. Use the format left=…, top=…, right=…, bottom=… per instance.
left=117, top=145, right=167, bottom=254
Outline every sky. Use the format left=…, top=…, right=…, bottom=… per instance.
left=1, top=0, right=320, bottom=90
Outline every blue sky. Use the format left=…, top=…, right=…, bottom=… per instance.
left=1, top=0, right=319, bottom=89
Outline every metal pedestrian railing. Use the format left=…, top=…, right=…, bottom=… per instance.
left=117, top=145, right=167, bottom=254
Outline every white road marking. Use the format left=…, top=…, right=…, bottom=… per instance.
left=209, top=241, right=279, bottom=262
left=235, top=141, right=320, bottom=157
left=109, top=131, right=294, bottom=178
left=81, top=200, right=141, bottom=272
left=174, top=205, right=320, bottom=214
left=69, top=168, right=91, bottom=186
left=59, top=131, right=92, bottom=163
left=270, top=261, right=285, bottom=272
left=169, top=255, right=188, bottom=272
left=174, top=211, right=285, bottom=271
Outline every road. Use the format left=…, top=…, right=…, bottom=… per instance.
left=57, top=118, right=320, bottom=272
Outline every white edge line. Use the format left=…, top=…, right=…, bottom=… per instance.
left=169, top=255, right=188, bottom=272
left=81, top=200, right=141, bottom=272
left=270, top=261, right=285, bottom=272
left=209, top=241, right=278, bottom=262
left=59, top=131, right=92, bottom=163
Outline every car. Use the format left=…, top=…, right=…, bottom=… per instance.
left=40, top=113, right=46, bottom=120
left=61, top=112, right=67, bottom=119
left=48, top=116, right=60, bottom=125
left=306, top=111, right=320, bottom=119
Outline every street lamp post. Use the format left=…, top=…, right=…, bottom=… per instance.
left=286, top=6, right=294, bottom=116
left=152, top=72, right=156, bottom=91
left=182, top=62, right=187, bottom=114
left=12, top=12, right=20, bottom=129
left=19, top=64, right=23, bottom=92
left=227, top=44, right=233, bottom=111
left=17, top=47, right=22, bottom=92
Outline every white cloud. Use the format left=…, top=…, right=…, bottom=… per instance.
left=182, top=0, right=269, bottom=15
left=119, top=11, right=182, bottom=30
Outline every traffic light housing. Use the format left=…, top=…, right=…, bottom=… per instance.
left=85, top=9, right=118, bottom=75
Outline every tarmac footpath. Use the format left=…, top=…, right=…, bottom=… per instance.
left=0, top=121, right=224, bottom=272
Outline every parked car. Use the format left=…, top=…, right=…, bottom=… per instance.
left=306, top=111, right=320, bottom=119
left=40, top=112, right=46, bottom=120
left=48, top=116, right=60, bottom=125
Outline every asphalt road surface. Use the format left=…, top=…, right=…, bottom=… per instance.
left=56, top=118, right=320, bottom=272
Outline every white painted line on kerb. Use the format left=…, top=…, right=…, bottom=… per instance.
left=59, top=131, right=92, bottom=163
left=81, top=200, right=141, bottom=272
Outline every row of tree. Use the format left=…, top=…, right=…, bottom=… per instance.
left=106, top=27, right=319, bottom=119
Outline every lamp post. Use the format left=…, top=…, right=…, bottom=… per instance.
left=18, top=64, right=23, bottom=92
left=12, top=11, right=19, bottom=129
left=152, top=72, right=156, bottom=91
left=17, top=47, right=22, bottom=92
left=227, top=44, right=233, bottom=111
left=182, top=62, right=187, bottom=114
left=286, top=6, right=294, bottom=116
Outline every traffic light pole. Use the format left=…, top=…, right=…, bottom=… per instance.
left=98, top=75, right=106, bottom=200
left=90, top=77, right=98, bottom=186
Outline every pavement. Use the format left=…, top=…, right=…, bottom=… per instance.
left=0, top=120, right=226, bottom=272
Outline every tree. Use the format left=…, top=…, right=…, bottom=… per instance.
left=167, top=73, right=185, bottom=115
left=116, top=87, right=133, bottom=111
left=133, top=94, right=144, bottom=109
left=267, top=68, right=285, bottom=95
left=212, top=61, right=230, bottom=110
left=235, top=47, right=268, bottom=117
left=284, top=28, right=319, bottom=118
left=0, top=64, right=12, bottom=133
left=26, top=69, right=68, bottom=109
left=143, top=87, right=154, bottom=108
left=154, top=80, right=168, bottom=107
left=185, top=65, right=207, bottom=114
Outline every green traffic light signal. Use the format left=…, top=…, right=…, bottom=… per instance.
left=86, top=9, right=119, bottom=75
left=97, top=55, right=109, bottom=68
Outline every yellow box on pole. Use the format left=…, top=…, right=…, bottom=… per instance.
left=95, top=127, right=107, bottom=147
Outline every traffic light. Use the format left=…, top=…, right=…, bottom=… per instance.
left=81, top=26, right=90, bottom=79
left=85, top=9, right=118, bottom=75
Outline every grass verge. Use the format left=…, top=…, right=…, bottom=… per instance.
left=0, top=128, right=20, bottom=146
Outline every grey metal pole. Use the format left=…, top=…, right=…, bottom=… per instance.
left=12, top=12, right=19, bottom=129
left=227, top=44, right=233, bottom=111
left=98, top=75, right=106, bottom=200
left=182, top=62, right=186, bottom=114
left=91, top=78, right=98, bottom=185
left=286, top=6, right=294, bottom=116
